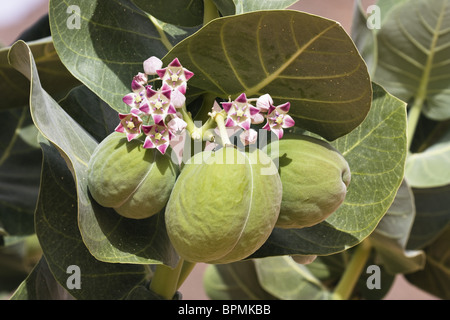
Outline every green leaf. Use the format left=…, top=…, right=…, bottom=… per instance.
left=203, top=260, right=277, bottom=300
left=405, top=224, right=450, bottom=299
left=58, top=85, right=119, bottom=143
left=369, top=180, right=426, bottom=274
left=374, top=0, right=450, bottom=121
left=49, top=0, right=196, bottom=113
left=0, top=37, right=80, bottom=111
left=163, top=10, right=372, bottom=141
left=131, top=0, right=204, bottom=27
left=10, top=257, right=75, bottom=300
left=33, top=140, right=149, bottom=299
left=407, top=185, right=450, bottom=249
left=0, top=107, right=41, bottom=238
left=405, top=127, right=450, bottom=187
left=254, top=256, right=331, bottom=300
left=213, top=0, right=299, bottom=16
left=8, top=40, right=178, bottom=267
left=251, top=82, right=407, bottom=257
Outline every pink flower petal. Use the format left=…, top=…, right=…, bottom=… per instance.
left=235, top=93, right=247, bottom=103
left=225, top=117, right=236, bottom=127
left=240, top=119, right=251, bottom=131
left=169, top=58, right=182, bottom=67
left=251, top=113, right=264, bottom=124
left=143, top=56, right=163, bottom=75
left=222, top=102, right=233, bottom=114
left=278, top=102, right=290, bottom=113
left=256, top=94, right=273, bottom=112
left=157, top=143, right=169, bottom=155
left=143, top=136, right=155, bottom=149
left=115, top=123, right=125, bottom=133
left=240, top=129, right=258, bottom=146
left=282, top=115, right=295, bottom=128
left=122, top=93, right=135, bottom=106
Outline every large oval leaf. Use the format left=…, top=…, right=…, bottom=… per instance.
left=131, top=0, right=204, bottom=27
left=251, top=82, right=407, bottom=257
left=163, top=10, right=372, bottom=141
left=374, top=0, right=450, bottom=121
left=49, top=0, right=196, bottom=113
left=8, top=40, right=179, bottom=268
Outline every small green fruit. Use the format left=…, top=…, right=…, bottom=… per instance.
left=87, top=132, right=178, bottom=219
left=265, top=135, right=351, bottom=229
left=165, top=147, right=282, bottom=264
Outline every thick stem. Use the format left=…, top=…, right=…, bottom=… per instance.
left=214, top=112, right=233, bottom=146
left=203, top=0, right=220, bottom=24
left=149, top=260, right=184, bottom=300
left=407, top=96, right=425, bottom=151
left=176, top=261, right=197, bottom=290
left=332, top=239, right=372, bottom=300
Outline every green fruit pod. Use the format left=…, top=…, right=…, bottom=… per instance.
left=165, top=146, right=282, bottom=264
left=87, top=132, right=178, bottom=219
left=265, top=135, right=351, bottom=229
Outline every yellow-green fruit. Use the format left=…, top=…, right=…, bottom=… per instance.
left=87, top=132, right=178, bottom=219
left=265, top=135, right=351, bottom=229
left=165, top=147, right=282, bottom=264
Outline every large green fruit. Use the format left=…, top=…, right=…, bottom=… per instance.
left=265, top=135, right=351, bottom=229
left=87, top=132, right=178, bottom=219
left=165, top=146, right=282, bottom=264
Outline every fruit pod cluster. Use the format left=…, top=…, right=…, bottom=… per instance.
left=87, top=132, right=350, bottom=264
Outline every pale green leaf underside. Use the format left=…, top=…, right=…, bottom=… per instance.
left=254, top=256, right=331, bottom=300
left=405, top=128, right=450, bottom=187
left=374, top=0, right=450, bottom=120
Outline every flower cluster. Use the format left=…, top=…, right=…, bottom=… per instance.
left=219, top=93, right=295, bottom=146
left=115, top=57, right=194, bottom=155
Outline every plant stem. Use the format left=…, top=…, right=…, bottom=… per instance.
left=203, top=0, right=220, bottom=25
left=149, top=259, right=184, bottom=300
left=179, top=103, right=202, bottom=140
left=176, top=261, right=197, bottom=289
left=407, top=96, right=425, bottom=151
left=214, top=112, right=233, bottom=146
left=332, top=239, right=372, bottom=300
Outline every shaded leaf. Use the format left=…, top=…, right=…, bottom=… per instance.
left=58, top=85, right=119, bottom=143
left=8, top=40, right=178, bottom=267
left=32, top=139, right=149, bottom=299
left=203, top=260, right=277, bottom=300
left=251, top=83, right=407, bottom=257
left=131, top=0, right=204, bottom=27
left=405, top=225, right=450, bottom=299
left=10, top=257, right=74, bottom=300
left=369, top=180, right=426, bottom=274
left=163, top=10, right=372, bottom=141
left=407, top=185, right=450, bottom=249
left=254, top=256, right=331, bottom=300
left=0, top=107, right=41, bottom=237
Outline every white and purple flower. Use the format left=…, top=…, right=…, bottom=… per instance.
left=221, top=93, right=261, bottom=131
left=115, top=111, right=143, bottom=142
left=142, top=120, right=175, bottom=155
left=262, top=102, right=295, bottom=139
left=140, top=83, right=177, bottom=123
left=156, top=58, right=194, bottom=94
